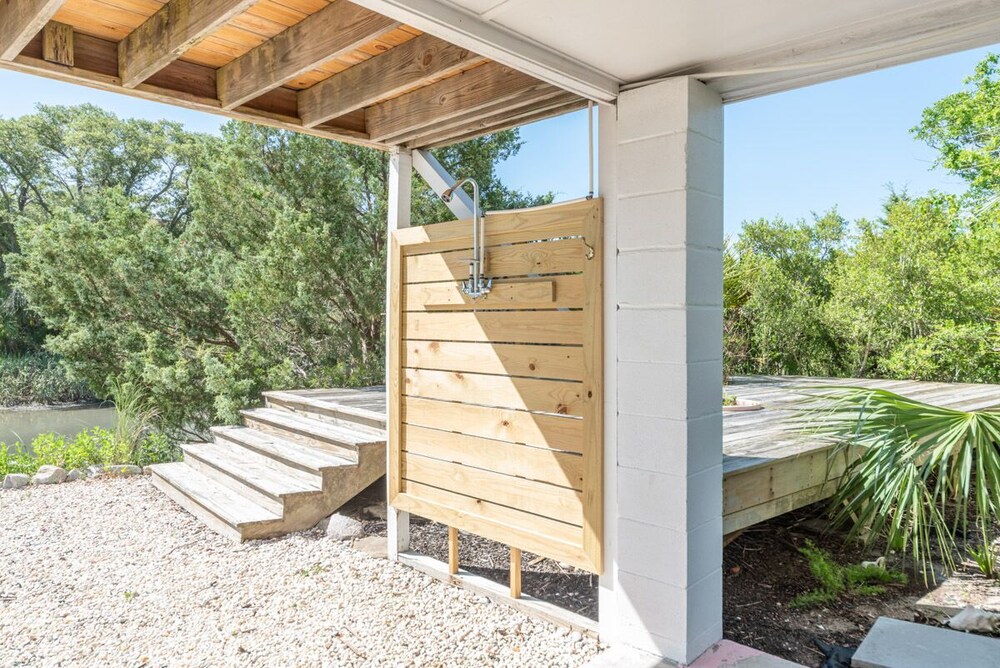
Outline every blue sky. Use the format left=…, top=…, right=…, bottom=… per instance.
left=1, top=42, right=997, bottom=235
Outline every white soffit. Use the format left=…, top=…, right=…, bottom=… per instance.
left=358, top=0, right=1000, bottom=102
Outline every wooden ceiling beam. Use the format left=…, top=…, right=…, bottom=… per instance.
left=5, top=30, right=382, bottom=149
left=405, top=92, right=583, bottom=148
left=118, top=0, right=261, bottom=89
left=421, top=100, right=588, bottom=149
left=217, top=0, right=400, bottom=110
left=365, top=61, right=551, bottom=144
left=0, top=0, right=66, bottom=60
left=299, top=33, right=484, bottom=129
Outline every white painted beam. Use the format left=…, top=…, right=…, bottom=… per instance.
left=413, top=149, right=475, bottom=220
left=347, top=0, right=619, bottom=102
left=386, top=146, right=412, bottom=561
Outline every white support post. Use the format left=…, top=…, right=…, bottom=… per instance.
left=386, top=146, right=412, bottom=561
left=412, top=149, right=475, bottom=220
left=599, top=77, right=725, bottom=664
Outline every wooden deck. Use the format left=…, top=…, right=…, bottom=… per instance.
left=723, top=375, right=1000, bottom=534
left=300, top=377, right=1000, bottom=537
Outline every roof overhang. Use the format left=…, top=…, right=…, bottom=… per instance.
left=1, top=0, right=997, bottom=151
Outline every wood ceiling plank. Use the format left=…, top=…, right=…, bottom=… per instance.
left=217, top=0, right=399, bottom=109
left=0, top=0, right=68, bottom=60
left=118, top=0, right=260, bottom=88
left=365, top=60, right=549, bottom=144
left=299, top=33, right=483, bottom=128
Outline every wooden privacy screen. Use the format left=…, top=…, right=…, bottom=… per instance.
left=389, top=198, right=603, bottom=573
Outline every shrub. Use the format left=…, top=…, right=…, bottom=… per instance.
left=0, top=353, right=97, bottom=406
left=0, top=427, right=179, bottom=477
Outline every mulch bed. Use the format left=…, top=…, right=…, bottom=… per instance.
left=354, top=480, right=962, bottom=667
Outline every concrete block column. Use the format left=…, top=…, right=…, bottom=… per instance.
left=599, top=77, right=724, bottom=664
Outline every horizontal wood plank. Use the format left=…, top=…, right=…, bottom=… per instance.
left=394, top=198, right=600, bottom=254
left=393, top=488, right=591, bottom=570
left=402, top=396, right=582, bottom=453
left=404, top=310, right=583, bottom=345
left=403, top=368, right=584, bottom=417
left=405, top=238, right=585, bottom=283
left=403, top=452, right=584, bottom=526
left=403, top=340, right=584, bottom=381
left=403, top=424, right=583, bottom=490
left=406, top=278, right=574, bottom=310
left=0, top=0, right=64, bottom=60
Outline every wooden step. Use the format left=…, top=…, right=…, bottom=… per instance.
left=241, top=407, right=384, bottom=457
left=263, top=390, right=387, bottom=431
left=180, top=442, right=322, bottom=513
left=150, top=462, right=283, bottom=542
left=211, top=426, right=355, bottom=476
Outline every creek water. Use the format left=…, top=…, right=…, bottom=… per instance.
left=0, top=404, right=117, bottom=454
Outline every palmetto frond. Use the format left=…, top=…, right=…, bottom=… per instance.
left=798, top=387, right=1000, bottom=580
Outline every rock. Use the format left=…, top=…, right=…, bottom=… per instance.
left=142, top=466, right=154, bottom=475
left=363, top=503, right=387, bottom=520
left=32, top=465, right=67, bottom=485
left=317, top=514, right=365, bottom=541
left=66, top=468, right=88, bottom=482
left=2, top=473, right=30, bottom=490
left=104, top=465, right=142, bottom=477
left=352, top=536, right=387, bottom=558
left=948, top=605, right=1000, bottom=633
left=87, top=465, right=107, bottom=477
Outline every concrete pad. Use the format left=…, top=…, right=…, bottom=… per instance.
left=585, top=641, right=803, bottom=668
left=853, top=617, right=1000, bottom=668
left=916, top=572, right=1000, bottom=620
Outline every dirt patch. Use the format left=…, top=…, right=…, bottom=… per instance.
left=352, top=481, right=994, bottom=667
left=722, top=505, right=939, bottom=666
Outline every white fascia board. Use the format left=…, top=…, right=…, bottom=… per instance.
left=413, top=149, right=475, bottom=220
left=349, top=0, right=620, bottom=102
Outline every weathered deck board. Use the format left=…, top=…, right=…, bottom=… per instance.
left=722, top=375, right=1000, bottom=533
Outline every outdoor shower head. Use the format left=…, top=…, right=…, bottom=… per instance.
left=441, top=177, right=476, bottom=205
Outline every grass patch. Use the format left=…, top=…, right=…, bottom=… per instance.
left=0, top=353, right=97, bottom=406
left=790, top=540, right=907, bottom=609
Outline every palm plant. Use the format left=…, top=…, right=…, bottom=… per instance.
left=801, top=387, right=1000, bottom=581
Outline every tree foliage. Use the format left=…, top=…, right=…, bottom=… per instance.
left=2, top=105, right=549, bottom=434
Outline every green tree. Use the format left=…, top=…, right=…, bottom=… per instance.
left=726, top=210, right=846, bottom=376
left=0, top=104, right=195, bottom=353
left=825, top=194, right=999, bottom=382
left=6, top=111, right=549, bottom=434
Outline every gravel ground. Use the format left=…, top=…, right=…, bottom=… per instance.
left=0, top=477, right=602, bottom=667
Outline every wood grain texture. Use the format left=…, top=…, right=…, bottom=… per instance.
left=406, top=278, right=574, bottom=311
left=217, top=0, right=399, bottom=109
left=41, top=19, right=72, bottom=65
left=402, top=424, right=584, bottom=490
left=9, top=30, right=378, bottom=147
left=118, top=0, right=259, bottom=87
left=299, top=32, right=483, bottom=127
left=403, top=368, right=584, bottom=417
left=402, top=452, right=584, bottom=526
left=402, top=396, right=583, bottom=453
left=404, top=310, right=584, bottom=345
left=0, top=0, right=66, bottom=60
left=389, top=199, right=604, bottom=574
left=365, top=60, right=550, bottom=142
left=403, top=340, right=584, bottom=381
left=405, top=237, right=585, bottom=283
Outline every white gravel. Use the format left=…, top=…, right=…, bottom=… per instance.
left=0, top=477, right=602, bottom=667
